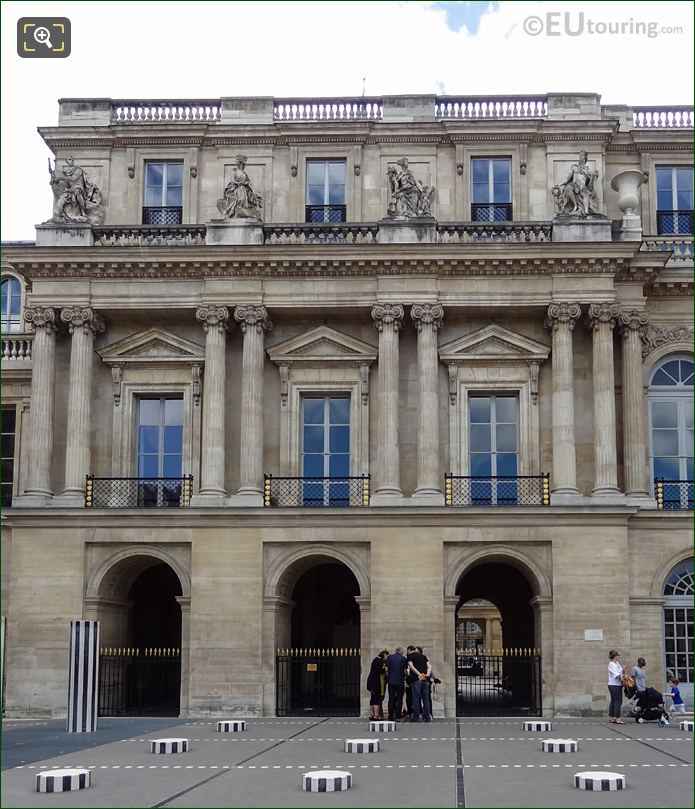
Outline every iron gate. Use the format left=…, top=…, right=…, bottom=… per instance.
left=456, top=649, right=541, bottom=716
left=276, top=648, right=360, bottom=716
left=99, top=648, right=181, bottom=716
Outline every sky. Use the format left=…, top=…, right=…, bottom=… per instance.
left=2, top=0, right=693, bottom=240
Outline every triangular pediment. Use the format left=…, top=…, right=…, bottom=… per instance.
left=98, top=327, right=205, bottom=366
left=439, top=324, right=549, bottom=364
left=267, top=325, right=377, bottom=366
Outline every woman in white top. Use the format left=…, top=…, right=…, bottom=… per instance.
left=607, top=649, right=625, bottom=724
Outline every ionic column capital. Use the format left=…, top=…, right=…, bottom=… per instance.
left=60, top=306, right=106, bottom=336
left=411, top=303, right=444, bottom=332
left=24, top=307, right=59, bottom=335
left=619, top=309, right=650, bottom=336
left=371, top=303, right=404, bottom=332
left=545, top=302, right=581, bottom=331
left=196, top=305, right=230, bottom=334
left=587, top=302, right=621, bottom=331
left=234, top=304, right=273, bottom=334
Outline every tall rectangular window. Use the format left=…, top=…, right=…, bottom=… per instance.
left=656, top=166, right=694, bottom=234
left=664, top=606, right=693, bottom=684
left=1, top=406, right=16, bottom=507
left=136, top=398, right=183, bottom=506
left=471, top=158, right=512, bottom=221
left=301, top=396, right=350, bottom=505
left=143, top=162, right=183, bottom=224
left=306, top=161, right=346, bottom=223
left=1, top=277, right=22, bottom=333
left=469, top=395, right=518, bottom=504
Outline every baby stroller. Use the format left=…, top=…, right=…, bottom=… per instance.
left=630, top=687, right=670, bottom=726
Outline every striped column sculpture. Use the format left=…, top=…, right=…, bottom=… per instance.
left=542, top=739, right=578, bottom=752
left=217, top=720, right=246, bottom=732
left=36, top=769, right=91, bottom=793
left=67, top=621, right=100, bottom=733
left=574, top=771, right=625, bottom=791
left=345, top=738, right=380, bottom=753
left=302, top=771, right=352, bottom=792
left=523, top=720, right=552, bottom=731
left=369, top=720, right=397, bottom=732
left=150, top=738, right=189, bottom=754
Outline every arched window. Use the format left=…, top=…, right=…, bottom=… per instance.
left=663, top=558, right=693, bottom=689
left=648, top=356, right=694, bottom=508
left=1, top=276, right=23, bottom=333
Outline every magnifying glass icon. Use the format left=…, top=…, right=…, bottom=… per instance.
left=33, top=26, right=53, bottom=49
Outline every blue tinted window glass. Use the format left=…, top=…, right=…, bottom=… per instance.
left=472, top=160, right=488, bottom=183
left=166, top=186, right=183, bottom=207
left=497, top=453, right=518, bottom=476
left=469, top=398, right=490, bottom=423
left=492, top=160, right=510, bottom=183
left=146, top=163, right=164, bottom=187
left=680, top=361, right=694, bottom=385
left=307, top=162, right=325, bottom=186
left=496, top=424, right=517, bottom=452
left=675, top=167, right=693, bottom=191
left=329, top=454, right=349, bottom=478
left=470, top=424, right=491, bottom=452
left=328, top=162, right=346, bottom=184
left=329, top=398, right=350, bottom=424
left=166, top=163, right=183, bottom=186
left=139, top=399, right=160, bottom=425
left=652, top=401, right=678, bottom=428
left=687, top=458, right=694, bottom=479
left=329, top=426, right=350, bottom=453
left=303, top=454, right=324, bottom=477
left=495, top=397, right=516, bottom=423
left=652, top=369, right=677, bottom=386
left=493, top=183, right=510, bottom=203
left=657, top=189, right=673, bottom=210
left=653, top=430, right=679, bottom=456
left=163, top=425, right=183, bottom=453
left=165, top=398, right=183, bottom=425
left=328, top=185, right=345, bottom=204
left=307, top=186, right=324, bottom=205
left=470, top=454, right=492, bottom=476
left=163, top=454, right=182, bottom=477
left=138, top=454, right=159, bottom=477
left=654, top=457, right=680, bottom=479
left=303, top=425, right=324, bottom=453
left=677, top=189, right=694, bottom=210
left=304, top=399, right=324, bottom=424
left=10, top=292, right=21, bottom=314
left=656, top=168, right=672, bottom=192
left=138, top=426, right=159, bottom=453
left=472, top=182, right=489, bottom=203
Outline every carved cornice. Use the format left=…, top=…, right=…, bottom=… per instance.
left=587, top=302, right=621, bottom=330
left=23, top=307, right=58, bottom=335
left=545, top=302, right=581, bottom=331
left=60, top=306, right=106, bottom=336
left=195, top=305, right=230, bottom=334
left=641, top=324, right=694, bottom=357
left=619, top=309, right=650, bottom=336
left=411, top=303, right=444, bottom=332
left=371, top=303, right=404, bottom=332
left=234, top=304, right=272, bottom=334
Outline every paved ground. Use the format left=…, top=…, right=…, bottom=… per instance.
left=1, top=716, right=693, bottom=807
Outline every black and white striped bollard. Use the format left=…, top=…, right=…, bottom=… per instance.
left=36, top=769, right=91, bottom=793
left=302, top=771, right=352, bottom=792
left=67, top=620, right=100, bottom=733
left=523, top=720, right=552, bottom=731
left=369, top=720, right=397, bottom=732
left=574, top=771, right=625, bottom=791
left=217, top=720, right=246, bottom=732
left=680, top=720, right=693, bottom=732
left=150, top=738, right=189, bottom=754
left=542, top=738, right=578, bottom=752
left=345, top=738, right=380, bottom=753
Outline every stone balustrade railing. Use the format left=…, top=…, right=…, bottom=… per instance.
left=263, top=223, right=380, bottom=244
left=632, top=107, right=694, bottom=128
left=111, top=100, right=222, bottom=123
left=273, top=98, right=383, bottom=121
left=2, top=335, right=33, bottom=362
left=437, top=222, right=552, bottom=243
left=641, top=236, right=694, bottom=263
left=93, top=225, right=207, bottom=246
left=436, top=96, right=548, bottom=119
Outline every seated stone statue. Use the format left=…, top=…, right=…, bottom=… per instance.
left=386, top=157, right=435, bottom=219
left=47, top=157, right=105, bottom=225
left=552, top=150, right=600, bottom=217
left=217, top=155, right=263, bottom=220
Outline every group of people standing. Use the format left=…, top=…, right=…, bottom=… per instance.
left=607, top=650, right=686, bottom=723
left=367, top=646, right=439, bottom=722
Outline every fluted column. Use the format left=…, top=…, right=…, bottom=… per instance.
left=234, top=305, right=272, bottom=499
left=411, top=303, right=444, bottom=499
left=23, top=307, right=59, bottom=500
left=196, top=306, right=230, bottom=498
left=371, top=304, right=404, bottom=498
left=620, top=309, right=650, bottom=497
left=59, top=307, right=105, bottom=498
left=587, top=303, right=622, bottom=496
left=545, top=302, right=581, bottom=495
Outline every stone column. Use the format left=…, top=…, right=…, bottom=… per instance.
left=371, top=304, right=404, bottom=501
left=411, top=304, right=444, bottom=502
left=620, top=309, right=651, bottom=498
left=587, top=303, right=622, bottom=497
left=175, top=596, right=191, bottom=715
left=545, top=302, right=581, bottom=497
left=20, top=307, right=59, bottom=503
left=354, top=596, right=372, bottom=718
left=194, top=306, right=230, bottom=501
left=442, top=595, right=460, bottom=718
left=233, top=305, right=272, bottom=504
left=59, top=307, right=105, bottom=499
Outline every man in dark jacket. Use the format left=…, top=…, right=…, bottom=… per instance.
left=385, top=647, right=408, bottom=721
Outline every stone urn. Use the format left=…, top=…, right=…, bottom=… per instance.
left=610, top=169, right=646, bottom=215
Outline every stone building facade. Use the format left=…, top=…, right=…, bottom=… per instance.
left=1, top=93, right=693, bottom=718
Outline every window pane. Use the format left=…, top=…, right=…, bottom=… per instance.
left=496, top=424, right=517, bottom=452
left=470, top=454, right=492, bottom=476
left=163, top=454, right=182, bottom=477
left=472, top=182, right=489, bottom=203
left=472, top=160, right=489, bottom=183
left=10, top=293, right=21, bottom=314
left=146, top=163, right=164, bottom=187
left=656, top=167, right=672, bottom=191
left=1, top=434, right=15, bottom=457
left=303, top=399, right=324, bottom=424
left=654, top=457, right=679, bottom=479
left=328, top=184, right=345, bottom=204
left=496, top=453, right=518, bottom=476
left=165, top=186, right=183, bottom=207
left=139, top=399, right=160, bottom=425
left=493, top=183, right=510, bottom=203
left=303, top=425, right=324, bottom=453
left=492, top=160, right=510, bottom=183
left=165, top=398, right=183, bottom=425
left=470, top=424, right=491, bottom=452
left=495, top=397, right=516, bottom=423
left=138, top=454, right=159, bottom=477
left=329, top=454, right=349, bottom=478
left=138, top=426, right=159, bottom=453
left=469, top=397, right=490, bottom=423
left=163, top=425, right=182, bottom=453
left=652, top=401, right=678, bottom=428
left=675, top=166, right=693, bottom=190
left=677, top=188, right=694, bottom=210
left=328, top=162, right=346, bottom=184
left=307, top=162, right=325, bottom=186
left=307, top=186, right=324, bottom=205
left=681, top=361, right=694, bottom=385
left=329, top=425, right=350, bottom=453
left=329, top=398, right=350, bottom=424
left=1, top=407, right=16, bottom=432
left=656, top=189, right=673, bottom=211
left=166, top=163, right=183, bottom=185
left=653, top=430, right=679, bottom=456
left=303, top=454, right=324, bottom=477
left=1, top=458, right=13, bottom=481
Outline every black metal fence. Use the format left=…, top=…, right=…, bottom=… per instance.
left=142, top=206, right=183, bottom=225
left=655, top=479, right=694, bottom=510
left=276, top=648, right=361, bottom=717
left=471, top=203, right=513, bottom=222
left=305, top=205, right=347, bottom=223
left=445, top=474, right=550, bottom=506
left=264, top=475, right=370, bottom=507
left=99, top=648, right=181, bottom=716
left=656, top=209, right=694, bottom=235
left=456, top=650, right=542, bottom=716
left=85, top=476, right=193, bottom=508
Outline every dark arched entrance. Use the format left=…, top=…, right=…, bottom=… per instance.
left=97, top=558, right=183, bottom=717
left=455, top=562, right=541, bottom=716
left=277, top=561, right=361, bottom=716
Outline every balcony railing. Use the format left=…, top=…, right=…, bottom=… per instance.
left=437, top=222, right=552, bottom=243
left=274, top=98, right=383, bottom=121
left=305, top=205, right=347, bottom=224
left=436, top=96, right=548, bottom=119
left=264, top=475, right=370, bottom=508
left=444, top=474, right=550, bottom=507
left=641, top=236, right=694, bottom=263
left=471, top=203, right=513, bottom=222
left=263, top=222, right=379, bottom=245
left=142, top=206, right=183, bottom=225
left=655, top=479, right=694, bottom=511
left=1, top=335, right=32, bottom=362
left=656, top=210, right=694, bottom=236
left=93, top=225, right=206, bottom=247
left=112, top=100, right=221, bottom=123
left=85, top=476, right=193, bottom=508
left=632, top=107, right=694, bottom=128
